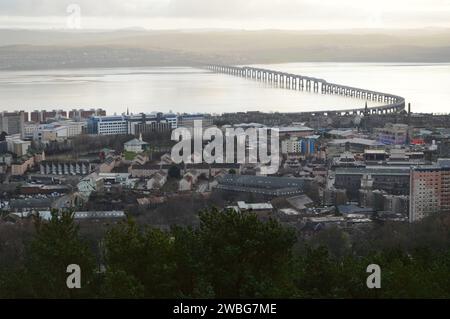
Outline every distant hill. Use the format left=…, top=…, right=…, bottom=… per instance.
left=1, top=29, right=450, bottom=70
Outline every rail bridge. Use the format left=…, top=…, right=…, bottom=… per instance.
left=206, top=65, right=406, bottom=116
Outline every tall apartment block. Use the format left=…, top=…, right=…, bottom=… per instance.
left=0, top=111, right=26, bottom=138
left=69, top=109, right=106, bottom=120
left=30, top=110, right=67, bottom=123
left=409, top=159, right=450, bottom=222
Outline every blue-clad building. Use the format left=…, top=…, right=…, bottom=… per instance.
left=87, top=113, right=179, bottom=136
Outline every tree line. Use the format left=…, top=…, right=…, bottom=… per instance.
left=0, top=209, right=449, bottom=299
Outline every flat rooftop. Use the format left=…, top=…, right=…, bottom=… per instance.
left=335, top=166, right=411, bottom=175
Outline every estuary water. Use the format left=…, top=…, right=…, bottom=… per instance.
left=0, top=63, right=449, bottom=115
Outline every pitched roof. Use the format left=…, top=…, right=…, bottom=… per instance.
left=125, top=138, right=149, bottom=146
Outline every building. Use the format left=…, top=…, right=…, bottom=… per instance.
left=231, top=201, right=274, bottom=218
left=327, top=138, right=383, bottom=157
left=127, top=113, right=177, bottom=134
left=335, top=166, right=411, bottom=199
left=178, top=114, right=213, bottom=128
left=73, top=211, right=126, bottom=220
left=215, top=174, right=306, bottom=197
left=332, top=152, right=364, bottom=168
left=69, top=109, right=106, bottom=121
left=11, top=156, right=35, bottom=176
left=147, top=172, right=168, bottom=190
left=327, top=129, right=358, bottom=139
left=98, top=155, right=118, bottom=173
left=409, top=159, right=450, bottom=222
left=282, top=137, right=302, bottom=154
left=281, top=135, right=319, bottom=156
left=184, top=163, right=241, bottom=178
left=30, top=110, right=68, bottom=123
left=9, top=198, right=53, bottom=212
left=87, top=113, right=177, bottom=136
left=20, top=184, right=70, bottom=195
left=364, top=150, right=388, bottom=163
left=323, top=187, right=348, bottom=206
left=133, top=154, right=149, bottom=166
left=12, top=140, right=31, bottom=157
left=24, top=122, right=40, bottom=139
left=133, top=122, right=172, bottom=136
left=179, top=171, right=200, bottom=191
left=66, top=121, right=86, bottom=137
left=5, top=135, right=31, bottom=156
left=376, top=123, right=409, bottom=145
left=77, top=172, right=104, bottom=201
left=87, top=115, right=128, bottom=135
left=0, top=111, right=25, bottom=137
left=130, top=163, right=239, bottom=179
left=32, top=124, right=68, bottom=143
left=130, top=164, right=172, bottom=178
left=40, top=160, right=92, bottom=176
left=124, top=137, right=149, bottom=153
left=277, top=126, right=315, bottom=138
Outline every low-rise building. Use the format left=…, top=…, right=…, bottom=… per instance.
left=234, top=201, right=274, bottom=218
left=327, top=138, right=383, bottom=157
left=215, top=174, right=306, bottom=197
left=40, top=160, right=92, bottom=176
left=73, top=211, right=126, bottom=220
left=179, top=170, right=200, bottom=191
left=130, top=164, right=172, bottom=178
left=11, top=155, right=35, bottom=176
left=147, top=172, right=168, bottom=190
left=99, top=155, right=118, bottom=173
left=77, top=172, right=105, bottom=201
left=277, top=126, right=315, bottom=138
left=124, top=137, right=149, bottom=153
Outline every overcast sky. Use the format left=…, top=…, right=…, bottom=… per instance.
left=1, top=0, right=450, bottom=30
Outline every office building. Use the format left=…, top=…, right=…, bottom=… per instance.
left=127, top=113, right=177, bottom=135
left=27, top=121, right=86, bottom=143
left=376, top=123, right=409, bottom=145
left=87, top=113, right=178, bottom=136
left=335, top=166, right=411, bottom=199
left=87, top=116, right=128, bottom=135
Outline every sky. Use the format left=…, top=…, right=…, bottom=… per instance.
left=1, top=0, right=450, bottom=30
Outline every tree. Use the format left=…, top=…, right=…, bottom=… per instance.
left=197, top=208, right=297, bottom=298
left=168, top=165, right=181, bottom=179
left=102, top=219, right=177, bottom=298
left=21, top=210, right=96, bottom=298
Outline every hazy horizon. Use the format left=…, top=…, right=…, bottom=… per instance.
left=1, top=0, right=450, bottom=30
left=2, top=1, right=450, bottom=69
